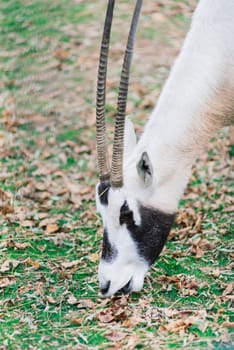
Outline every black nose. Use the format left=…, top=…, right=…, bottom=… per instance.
left=119, top=279, right=132, bottom=294
left=100, top=280, right=111, bottom=295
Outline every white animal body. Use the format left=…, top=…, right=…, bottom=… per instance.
left=96, top=0, right=234, bottom=297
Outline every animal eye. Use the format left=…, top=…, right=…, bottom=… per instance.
left=119, top=201, right=135, bottom=226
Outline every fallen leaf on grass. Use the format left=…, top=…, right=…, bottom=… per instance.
left=67, top=294, right=79, bottom=305
left=70, top=193, right=82, bottom=207
left=14, top=242, right=31, bottom=250
left=24, top=258, right=40, bottom=269
left=33, top=163, right=58, bottom=176
left=46, top=295, right=57, bottom=304
left=221, top=322, right=234, bottom=328
left=77, top=299, right=95, bottom=309
left=61, top=260, right=80, bottom=269
left=189, top=237, right=216, bottom=258
left=159, top=274, right=198, bottom=295
left=71, top=318, right=82, bottom=325
left=45, top=224, right=59, bottom=235
left=125, top=334, right=140, bottom=349
left=97, top=311, right=115, bottom=323
left=0, top=277, right=16, bottom=288
left=51, top=232, right=71, bottom=246
left=53, top=48, right=70, bottom=60
left=159, top=318, right=191, bottom=334
left=122, top=314, right=144, bottom=328
left=223, top=205, right=234, bottom=213
left=105, top=330, right=127, bottom=342
left=96, top=296, right=128, bottom=323
left=200, top=267, right=221, bottom=278
left=21, top=220, right=35, bottom=227
left=0, top=189, right=14, bottom=215
left=39, top=217, right=61, bottom=228
left=222, top=282, right=234, bottom=296
left=88, top=253, right=99, bottom=263
left=158, top=311, right=208, bottom=334
left=0, top=259, right=20, bottom=272
left=6, top=206, right=27, bottom=223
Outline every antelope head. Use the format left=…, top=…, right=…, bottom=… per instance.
left=96, top=0, right=175, bottom=297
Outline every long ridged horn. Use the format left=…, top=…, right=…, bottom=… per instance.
left=96, top=0, right=115, bottom=182
left=111, top=0, right=142, bottom=188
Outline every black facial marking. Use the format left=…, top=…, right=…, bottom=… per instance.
left=119, top=201, right=135, bottom=226
left=121, top=204, right=175, bottom=265
left=101, top=228, right=118, bottom=262
left=98, top=181, right=111, bottom=206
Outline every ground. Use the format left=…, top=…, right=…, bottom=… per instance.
left=0, top=0, right=233, bottom=349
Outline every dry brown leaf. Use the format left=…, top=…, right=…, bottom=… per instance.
left=21, top=220, right=35, bottom=227
left=70, top=193, right=82, bottom=207
left=67, top=294, right=79, bottom=305
left=96, top=311, right=115, bottom=323
left=88, top=253, right=99, bottom=263
left=195, top=246, right=204, bottom=258
left=14, top=242, right=31, bottom=249
left=53, top=48, right=70, bottom=61
left=125, top=334, right=140, bottom=349
left=0, top=277, right=16, bottom=288
left=200, top=267, right=221, bottom=277
left=77, top=299, right=95, bottom=309
left=222, top=282, right=234, bottom=296
left=71, top=318, right=82, bottom=325
left=223, top=205, right=234, bottom=213
left=33, top=164, right=58, bottom=176
left=159, top=317, right=195, bottom=334
left=46, top=295, right=57, bottom=304
left=96, top=296, right=128, bottom=323
left=122, top=315, right=143, bottom=328
left=39, top=217, right=60, bottom=227
left=65, top=181, right=82, bottom=194
left=24, top=258, right=40, bottom=269
left=61, top=260, right=80, bottom=269
left=159, top=274, right=198, bottom=295
left=221, top=322, right=234, bottom=328
left=10, top=206, right=27, bottom=221
left=45, top=224, right=59, bottom=235
left=0, top=259, right=20, bottom=273
left=105, top=330, right=127, bottom=342
left=189, top=237, right=216, bottom=258
left=0, top=189, right=14, bottom=215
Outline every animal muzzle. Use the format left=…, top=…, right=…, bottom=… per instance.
left=100, top=278, right=133, bottom=297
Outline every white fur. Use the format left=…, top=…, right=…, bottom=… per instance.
left=97, top=0, right=234, bottom=296
left=97, top=187, right=147, bottom=297
left=125, top=0, right=234, bottom=213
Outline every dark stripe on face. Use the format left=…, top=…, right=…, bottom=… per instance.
left=119, top=203, right=175, bottom=265
left=101, top=228, right=118, bottom=262
left=98, top=181, right=111, bottom=206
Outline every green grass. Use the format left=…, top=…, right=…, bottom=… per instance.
left=0, top=0, right=233, bottom=349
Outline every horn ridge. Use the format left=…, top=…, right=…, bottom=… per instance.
left=111, top=0, right=142, bottom=188
left=96, top=0, right=115, bottom=182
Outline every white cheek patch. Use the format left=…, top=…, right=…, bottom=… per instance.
left=107, top=188, right=126, bottom=228
left=108, top=187, right=141, bottom=227
left=96, top=184, right=142, bottom=235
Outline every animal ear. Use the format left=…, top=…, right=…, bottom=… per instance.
left=124, top=116, right=137, bottom=159
left=136, top=151, right=153, bottom=186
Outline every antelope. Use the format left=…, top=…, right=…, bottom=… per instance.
left=95, top=0, right=234, bottom=297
